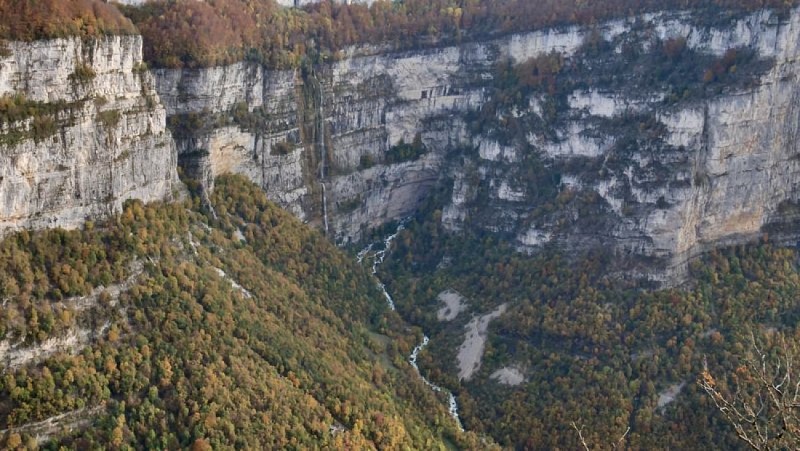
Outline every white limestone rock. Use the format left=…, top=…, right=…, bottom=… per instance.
left=457, top=304, right=508, bottom=381
left=436, top=290, right=467, bottom=322
left=490, top=367, right=526, bottom=386
left=0, top=36, right=179, bottom=236
left=149, top=5, right=800, bottom=281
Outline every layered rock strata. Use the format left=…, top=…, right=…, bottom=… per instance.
left=0, top=36, right=179, bottom=235
left=157, top=7, right=800, bottom=279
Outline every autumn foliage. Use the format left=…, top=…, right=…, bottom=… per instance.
left=0, top=0, right=135, bottom=41
left=0, top=176, right=488, bottom=448
left=123, top=0, right=800, bottom=68
left=0, top=0, right=796, bottom=67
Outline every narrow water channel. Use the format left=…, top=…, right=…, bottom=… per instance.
left=358, top=224, right=464, bottom=431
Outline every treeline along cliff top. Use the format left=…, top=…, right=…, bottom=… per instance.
left=0, top=0, right=796, bottom=68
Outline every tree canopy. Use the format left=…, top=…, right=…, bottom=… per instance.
left=122, top=0, right=799, bottom=68
left=0, top=0, right=136, bottom=41
left=377, top=198, right=800, bottom=448
left=0, top=175, right=488, bottom=449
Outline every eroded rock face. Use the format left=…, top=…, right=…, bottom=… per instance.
left=154, top=6, right=800, bottom=279
left=152, top=38, right=488, bottom=242
left=457, top=8, right=800, bottom=279
left=0, top=36, right=179, bottom=235
left=154, top=65, right=310, bottom=219
left=0, top=7, right=796, bottom=281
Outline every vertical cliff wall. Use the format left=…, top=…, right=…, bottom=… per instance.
left=446, top=7, right=800, bottom=278
left=0, top=35, right=179, bottom=235
left=154, top=64, right=310, bottom=219
left=0, top=8, right=796, bottom=281
left=155, top=7, right=800, bottom=278
left=153, top=30, right=557, bottom=241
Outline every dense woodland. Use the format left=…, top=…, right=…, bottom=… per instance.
left=376, top=197, right=800, bottom=448
left=4, top=0, right=800, bottom=448
left=0, top=176, right=489, bottom=449
left=0, top=0, right=135, bottom=41
left=122, top=0, right=800, bottom=68
left=2, top=170, right=796, bottom=448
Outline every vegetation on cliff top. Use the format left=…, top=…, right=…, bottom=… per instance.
left=122, top=0, right=799, bottom=68
left=0, top=0, right=135, bottom=41
left=1, top=0, right=794, bottom=67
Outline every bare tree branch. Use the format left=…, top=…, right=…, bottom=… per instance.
left=571, top=420, right=630, bottom=450
left=571, top=421, right=590, bottom=451
left=699, top=330, right=800, bottom=450
left=612, top=427, right=630, bottom=450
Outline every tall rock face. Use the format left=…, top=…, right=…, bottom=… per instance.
left=152, top=33, right=541, bottom=241
left=157, top=7, right=800, bottom=279
left=0, top=36, right=179, bottom=235
left=154, top=64, right=310, bottom=219
left=451, top=8, right=800, bottom=280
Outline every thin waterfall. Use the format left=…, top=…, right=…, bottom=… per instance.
left=409, top=336, right=463, bottom=430
left=318, top=77, right=329, bottom=235
left=321, top=182, right=329, bottom=234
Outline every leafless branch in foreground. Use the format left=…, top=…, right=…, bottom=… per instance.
left=698, top=331, right=800, bottom=450
left=571, top=421, right=630, bottom=450
left=571, top=422, right=590, bottom=451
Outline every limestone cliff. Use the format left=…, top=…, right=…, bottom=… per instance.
left=454, top=8, right=800, bottom=279
left=1, top=7, right=799, bottom=281
left=156, top=6, right=800, bottom=279
left=0, top=35, right=179, bottom=235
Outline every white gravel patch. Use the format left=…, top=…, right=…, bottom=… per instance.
left=490, top=367, right=525, bottom=386
left=436, top=289, right=467, bottom=321
left=457, top=304, right=508, bottom=381
left=657, top=381, right=686, bottom=409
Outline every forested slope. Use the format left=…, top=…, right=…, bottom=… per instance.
left=1, top=0, right=792, bottom=68
left=379, top=201, right=800, bottom=449
left=0, top=175, right=483, bottom=449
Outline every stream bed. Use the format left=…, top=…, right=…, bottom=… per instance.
left=358, top=224, right=464, bottom=431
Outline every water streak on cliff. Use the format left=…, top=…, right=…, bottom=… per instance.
left=317, top=76, right=330, bottom=235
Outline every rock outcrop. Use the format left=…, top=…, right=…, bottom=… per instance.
left=456, top=8, right=800, bottom=279
left=0, top=35, right=179, bottom=235
left=153, top=29, right=572, bottom=242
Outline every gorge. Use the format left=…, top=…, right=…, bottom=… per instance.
left=4, top=1, right=800, bottom=448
